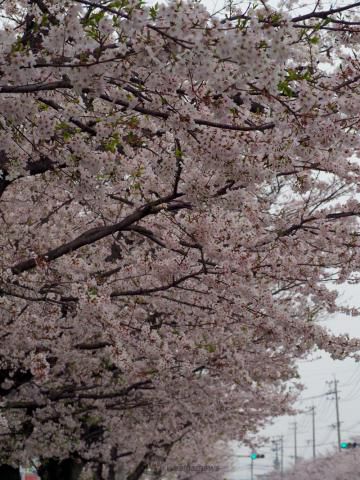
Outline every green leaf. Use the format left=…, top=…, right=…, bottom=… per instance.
left=175, top=147, right=182, bottom=159
left=309, top=36, right=320, bottom=44
left=103, top=133, right=121, bottom=153
left=277, top=80, right=295, bottom=98
left=285, top=68, right=312, bottom=83
left=38, top=102, right=49, bottom=111
left=125, top=131, right=142, bottom=147
left=196, top=343, right=216, bottom=353
left=87, top=287, right=98, bottom=299
left=286, top=68, right=298, bottom=81
left=205, top=344, right=216, bottom=353
left=108, top=0, right=124, bottom=7
left=56, top=121, right=75, bottom=140
left=258, top=40, right=268, bottom=49
left=132, top=165, right=144, bottom=178
left=40, top=14, right=49, bottom=27
left=90, top=10, right=106, bottom=24
left=270, top=12, right=282, bottom=24
left=149, top=2, right=159, bottom=20
left=127, top=116, right=139, bottom=128
left=11, top=37, right=26, bottom=53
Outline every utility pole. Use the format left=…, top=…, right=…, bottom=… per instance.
left=280, top=435, right=284, bottom=479
left=271, top=436, right=283, bottom=476
left=292, top=421, right=298, bottom=464
left=250, top=457, right=254, bottom=480
left=310, top=406, right=316, bottom=458
left=272, top=438, right=280, bottom=472
left=334, top=379, right=341, bottom=451
left=327, top=378, right=342, bottom=451
left=303, top=406, right=316, bottom=458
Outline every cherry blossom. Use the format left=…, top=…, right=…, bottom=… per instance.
left=1, top=0, right=360, bottom=479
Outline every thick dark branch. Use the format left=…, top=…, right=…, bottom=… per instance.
left=124, top=225, right=183, bottom=252
left=147, top=25, right=194, bottom=48
left=173, top=138, right=183, bottom=195
left=3, top=381, right=153, bottom=409
left=110, top=269, right=204, bottom=298
left=334, top=74, right=360, bottom=92
left=221, top=13, right=250, bottom=24
left=73, top=0, right=129, bottom=18
left=11, top=193, right=183, bottom=275
left=0, top=81, right=274, bottom=131
left=0, top=80, right=72, bottom=93
left=127, top=460, right=148, bottom=480
left=292, top=1, right=360, bottom=22
left=0, top=81, right=275, bottom=132
left=323, top=17, right=360, bottom=25
left=0, top=285, right=53, bottom=303
left=75, top=341, right=112, bottom=350
left=0, top=177, right=11, bottom=199
left=224, top=2, right=360, bottom=28
left=195, top=118, right=274, bottom=132
left=38, top=97, right=97, bottom=136
left=107, top=194, right=135, bottom=206
left=1, top=401, right=45, bottom=409
left=279, top=210, right=360, bottom=237
left=155, top=294, right=214, bottom=311
left=48, top=380, right=154, bottom=401
left=326, top=211, right=360, bottom=219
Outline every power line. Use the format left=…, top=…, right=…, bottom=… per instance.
left=298, top=392, right=331, bottom=402
left=341, top=367, right=360, bottom=401
left=343, top=364, right=360, bottom=387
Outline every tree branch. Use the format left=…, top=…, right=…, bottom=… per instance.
left=11, top=193, right=183, bottom=275
left=292, top=1, right=360, bottom=22
left=278, top=210, right=360, bottom=237
left=110, top=269, right=204, bottom=298
left=0, top=80, right=275, bottom=133
left=0, top=80, right=72, bottom=93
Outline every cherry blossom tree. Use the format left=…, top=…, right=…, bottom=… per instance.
left=1, top=0, right=360, bottom=478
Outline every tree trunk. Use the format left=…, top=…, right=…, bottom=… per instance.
left=0, top=465, right=20, bottom=480
left=38, top=459, right=82, bottom=480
